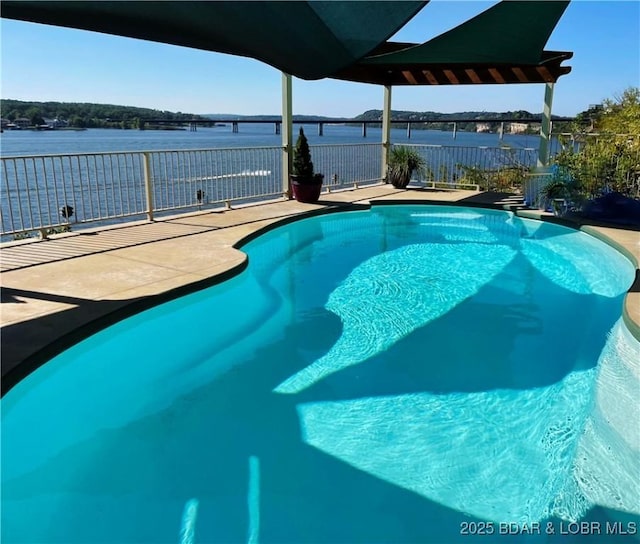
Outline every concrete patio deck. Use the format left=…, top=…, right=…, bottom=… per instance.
left=2, top=184, right=639, bottom=394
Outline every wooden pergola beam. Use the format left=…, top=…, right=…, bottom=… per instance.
left=333, top=53, right=573, bottom=86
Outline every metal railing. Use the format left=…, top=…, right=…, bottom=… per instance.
left=397, top=143, right=539, bottom=186
left=147, top=146, right=283, bottom=214
left=2, top=142, right=558, bottom=238
left=1, top=147, right=285, bottom=236
left=523, top=168, right=554, bottom=209
left=1, top=144, right=386, bottom=237
left=311, top=143, right=383, bottom=189
left=2, top=152, right=150, bottom=236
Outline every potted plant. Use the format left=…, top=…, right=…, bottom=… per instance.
left=387, top=146, right=426, bottom=189
left=291, top=127, right=324, bottom=203
left=540, top=179, right=570, bottom=216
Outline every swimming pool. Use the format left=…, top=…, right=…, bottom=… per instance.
left=2, top=205, right=638, bottom=543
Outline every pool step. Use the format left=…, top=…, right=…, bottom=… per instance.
left=495, top=195, right=526, bottom=211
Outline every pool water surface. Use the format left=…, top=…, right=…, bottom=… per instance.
left=2, top=205, right=638, bottom=543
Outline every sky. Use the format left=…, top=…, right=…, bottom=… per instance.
left=1, top=1, right=638, bottom=118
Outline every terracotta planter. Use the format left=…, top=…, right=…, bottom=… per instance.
left=291, top=174, right=324, bottom=203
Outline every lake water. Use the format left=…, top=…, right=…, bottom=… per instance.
left=0, top=124, right=547, bottom=156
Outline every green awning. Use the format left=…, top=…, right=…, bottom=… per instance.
left=0, top=1, right=428, bottom=80
left=2, top=1, right=572, bottom=86
left=332, top=0, right=572, bottom=85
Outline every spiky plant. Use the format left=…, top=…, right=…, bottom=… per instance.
left=387, top=146, right=426, bottom=188
left=293, top=127, right=314, bottom=180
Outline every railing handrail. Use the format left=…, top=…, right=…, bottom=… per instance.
left=557, top=132, right=640, bottom=137
left=396, top=142, right=538, bottom=151
left=1, top=143, right=387, bottom=238
left=0, top=141, right=543, bottom=161
left=308, top=142, right=383, bottom=149
left=0, top=145, right=284, bottom=160
left=2, top=141, right=573, bottom=239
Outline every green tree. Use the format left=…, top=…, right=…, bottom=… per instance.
left=599, top=87, right=640, bottom=134
left=25, top=106, right=44, bottom=126
left=293, top=127, right=314, bottom=179
left=68, top=114, right=85, bottom=128
left=553, top=87, right=640, bottom=199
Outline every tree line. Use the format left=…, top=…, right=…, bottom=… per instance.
left=0, top=98, right=600, bottom=133
left=353, top=108, right=582, bottom=133
left=550, top=87, right=640, bottom=200
left=0, top=99, right=210, bottom=129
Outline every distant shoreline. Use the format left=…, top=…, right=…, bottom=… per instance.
left=1, top=126, right=87, bottom=133
left=1, top=126, right=193, bottom=133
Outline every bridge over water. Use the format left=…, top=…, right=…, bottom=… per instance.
left=109, top=116, right=576, bottom=138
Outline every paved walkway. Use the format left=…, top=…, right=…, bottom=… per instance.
left=2, top=185, right=638, bottom=393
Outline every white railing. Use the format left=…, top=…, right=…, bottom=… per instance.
left=147, top=147, right=283, bottom=214
left=2, top=142, right=549, bottom=238
left=311, top=143, right=383, bottom=189
left=397, top=143, right=539, bottom=186
left=1, top=147, right=285, bottom=236
left=0, top=144, right=387, bottom=237
left=2, top=152, right=150, bottom=236
left=523, top=168, right=554, bottom=209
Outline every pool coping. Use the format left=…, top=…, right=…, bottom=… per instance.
left=2, top=186, right=638, bottom=395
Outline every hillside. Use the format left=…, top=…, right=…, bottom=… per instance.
left=0, top=99, right=209, bottom=129
left=354, top=109, right=549, bottom=121
left=353, top=109, right=575, bottom=132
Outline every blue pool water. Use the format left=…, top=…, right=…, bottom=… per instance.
left=2, top=205, right=639, bottom=543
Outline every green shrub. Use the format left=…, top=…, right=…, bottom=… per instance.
left=293, top=127, right=314, bottom=180
left=388, top=146, right=426, bottom=188
left=552, top=87, right=640, bottom=200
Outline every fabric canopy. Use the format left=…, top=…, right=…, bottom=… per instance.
left=332, top=1, right=572, bottom=85
left=0, top=1, right=428, bottom=80
left=2, top=0, right=572, bottom=86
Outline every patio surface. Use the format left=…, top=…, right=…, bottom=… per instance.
left=2, top=184, right=639, bottom=393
